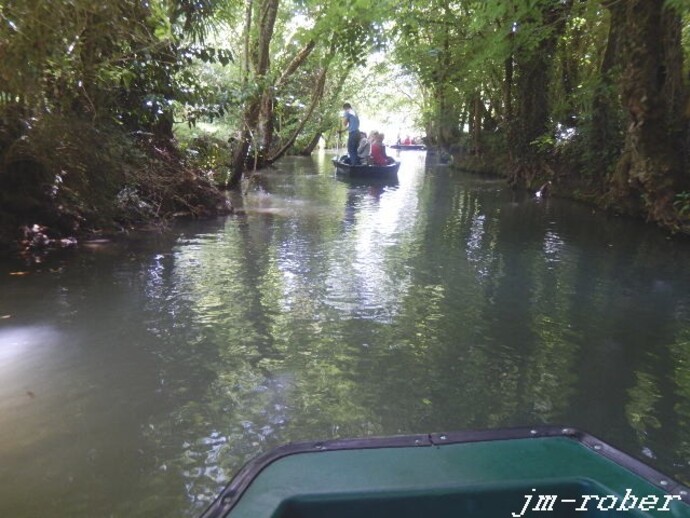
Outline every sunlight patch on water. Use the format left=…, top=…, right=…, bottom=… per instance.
left=0, top=325, right=62, bottom=365
left=323, top=177, right=421, bottom=322
left=543, top=230, right=566, bottom=265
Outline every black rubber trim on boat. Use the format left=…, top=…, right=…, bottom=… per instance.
left=199, top=425, right=690, bottom=518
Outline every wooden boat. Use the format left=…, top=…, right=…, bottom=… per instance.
left=332, top=155, right=400, bottom=179
left=390, top=143, right=426, bottom=150
left=200, top=426, right=690, bottom=518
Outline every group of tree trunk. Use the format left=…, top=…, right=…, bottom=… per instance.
left=411, top=0, right=689, bottom=232
left=228, top=0, right=331, bottom=189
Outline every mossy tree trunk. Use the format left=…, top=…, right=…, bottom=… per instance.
left=606, top=0, right=688, bottom=225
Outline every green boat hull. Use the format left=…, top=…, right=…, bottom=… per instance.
left=201, top=427, right=690, bottom=518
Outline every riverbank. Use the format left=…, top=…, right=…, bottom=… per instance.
left=448, top=147, right=690, bottom=237
left=0, top=122, right=232, bottom=260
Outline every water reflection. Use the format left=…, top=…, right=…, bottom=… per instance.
left=0, top=151, right=689, bottom=517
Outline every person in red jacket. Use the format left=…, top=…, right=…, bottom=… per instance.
left=370, top=132, right=388, bottom=166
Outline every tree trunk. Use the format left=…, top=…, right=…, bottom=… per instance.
left=259, top=92, right=275, bottom=153
left=509, top=0, right=573, bottom=187
left=267, top=64, right=328, bottom=163
left=503, top=32, right=515, bottom=162
left=431, top=22, right=460, bottom=149
left=228, top=0, right=279, bottom=190
left=298, top=132, right=323, bottom=156
left=472, top=94, right=482, bottom=155
left=559, top=22, right=580, bottom=128
left=259, top=39, right=317, bottom=155
left=242, top=0, right=253, bottom=84
left=503, top=52, right=513, bottom=125
left=511, top=41, right=554, bottom=183
left=587, top=1, right=625, bottom=186
left=228, top=106, right=259, bottom=190
left=607, top=0, right=686, bottom=224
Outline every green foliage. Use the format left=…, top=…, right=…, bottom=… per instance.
left=0, top=0, right=235, bottom=131
left=0, top=0, right=237, bottom=244
left=177, top=130, right=235, bottom=187
left=682, top=11, right=690, bottom=79
left=674, top=192, right=690, bottom=219
left=2, top=0, right=689, bottom=236
left=0, top=112, right=227, bottom=230
left=0, top=114, right=136, bottom=230
left=530, top=133, right=556, bottom=153
left=664, top=0, right=690, bottom=13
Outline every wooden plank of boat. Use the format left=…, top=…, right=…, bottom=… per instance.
left=200, top=426, right=690, bottom=518
left=390, top=144, right=426, bottom=150
left=332, top=156, right=400, bottom=178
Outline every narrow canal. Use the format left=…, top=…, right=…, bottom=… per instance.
left=1, top=151, right=689, bottom=517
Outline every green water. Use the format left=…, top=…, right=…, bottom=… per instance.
left=1, top=151, right=689, bottom=517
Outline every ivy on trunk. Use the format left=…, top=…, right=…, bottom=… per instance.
left=607, top=0, right=687, bottom=225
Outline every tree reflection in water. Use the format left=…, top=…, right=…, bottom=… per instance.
left=0, top=154, right=689, bottom=516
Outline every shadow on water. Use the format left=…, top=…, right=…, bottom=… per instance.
left=1, top=150, right=690, bottom=516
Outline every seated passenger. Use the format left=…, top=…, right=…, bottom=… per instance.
left=371, top=132, right=388, bottom=166
left=357, top=131, right=371, bottom=165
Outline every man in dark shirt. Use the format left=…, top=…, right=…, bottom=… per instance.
left=342, top=103, right=360, bottom=165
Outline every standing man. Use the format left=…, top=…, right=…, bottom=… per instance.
left=342, top=103, right=360, bottom=165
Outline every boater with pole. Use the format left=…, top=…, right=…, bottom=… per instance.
left=342, top=103, right=360, bottom=165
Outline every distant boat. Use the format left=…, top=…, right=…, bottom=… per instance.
left=200, top=426, right=690, bottom=518
left=332, top=155, right=400, bottom=179
left=390, top=143, right=426, bottom=150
